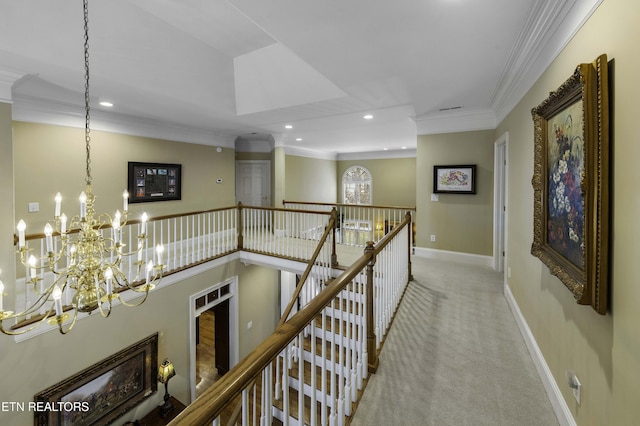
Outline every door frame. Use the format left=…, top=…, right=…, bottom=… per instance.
left=493, top=132, right=509, bottom=273
left=188, top=277, right=239, bottom=402
left=235, top=160, right=271, bottom=206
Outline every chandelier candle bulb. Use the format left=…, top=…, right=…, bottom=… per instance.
left=104, top=268, right=113, bottom=296
left=44, top=223, right=53, bottom=253
left=156, top=244, right=164, bottom=265
left=137, top=241, right=143, bottom=263
left=28, top=255, right=37, bottom=280
left=123, top=190, right=129, bottom=212
left=0, top=279, right=4, bottom=312
left=145, top=261, right=154, bottom=284
left=79, top=191, right=87, bottom=219
left=54, top=192, right=62, bottom=217
left=17, top=220, right=26, bottom=248
left=60, top=213, right=67, bottom=234
left=140, top=212, right=148, bottom=235
left=112, top=220, right=120, bottom=244
left=52, top=286, right=63, bottom=316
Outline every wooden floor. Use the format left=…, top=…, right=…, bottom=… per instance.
left=196, top=309, right=221, bottom=398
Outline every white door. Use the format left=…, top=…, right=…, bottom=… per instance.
left=236, top=161, right=271, bottom=207
left=493, top=134, right=508, bottom=272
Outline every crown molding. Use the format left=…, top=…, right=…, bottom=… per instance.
left=415, top=0, right=603, bottom=136
left=491, top=0, right=604, bottom=124
left=284, top=146, right=338, bottom=161
left=337, top=149, right=416, bottom=161
left=0, top=68, right=26, bottom=103
left=11, top=95, right=237, bottom=147
left=413, top=108, right=496, bottom=136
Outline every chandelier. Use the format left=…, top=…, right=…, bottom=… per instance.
left=0, top=0, right=163, bottom=335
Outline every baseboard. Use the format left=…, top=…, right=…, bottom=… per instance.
left=503, top=284, right=576, bottom=426
left=413, top=246, right=493, bottom=268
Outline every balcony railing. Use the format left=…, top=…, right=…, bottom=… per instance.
left=283, top=200, right=415, bottom=248
left=9, top=203, right=413, bottom=425
left=169, top=211, right=413, bottom=425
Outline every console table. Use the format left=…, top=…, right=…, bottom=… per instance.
left=138, top=397, right=186, bottom=426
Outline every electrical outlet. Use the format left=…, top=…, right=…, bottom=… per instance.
left=430, top=194, right=439, bottom=202
left=566, top=370, right=581, bottom=405
left=430, top=234, right=436, bottom=242
left=247, top=321, right=253, bottom=330
left=28, top=202, right=39, bottom=213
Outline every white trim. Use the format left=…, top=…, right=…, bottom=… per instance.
left=504, top=283, right=575, bottom=426
left=337, top=149, right=416, bottom=161
left=493, top=132, right=509, bottom=272
left=414, top=108, right=496, bottom=136
left=342, top=165, right=372, bottom=205
left=284, top=146, right=338, bottom=161
left=189, top=276, right=239, bottom=403
left=413, top=246, right=493, bottom=268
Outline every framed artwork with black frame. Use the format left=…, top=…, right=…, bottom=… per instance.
left=128, top=162, right=182, bottom=203
left=433, top=165, right=476, bottom=194
left=34, top=333, right=158, bottom=426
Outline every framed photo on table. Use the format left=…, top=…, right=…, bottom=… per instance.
left=433, top=165, right=476, bottom=194
left=530, top=54, right=610, bottom=314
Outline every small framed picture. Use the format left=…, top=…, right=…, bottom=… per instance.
left=433, top=165, right=476, bottom=194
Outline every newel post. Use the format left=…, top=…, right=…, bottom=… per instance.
left=365, top=241, right=378, bottom=373
left=407, top=211, right=413, bottom=282
left=237, top=202, right=244, bottom=250
left=330, top=207, right=338, bottom=268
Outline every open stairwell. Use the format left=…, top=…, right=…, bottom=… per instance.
left=271, top=284, right=368, bottom=425
left=169, top=209, right=413, bottom=426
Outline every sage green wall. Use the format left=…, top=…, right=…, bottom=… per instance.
left=415, top=130, right=494, bottom=254
left=337, top=158, right=416, bottom=207
left=284, top=155, right=337, bottom=203
left=237, top=264, right=280, bottom=358
left=0, top=255, right=279, bottom=426
left=12, top=122, right=236, bottom=231
left=1, top=122, right=282, bottom=425
left=497, top=0, right=637, bottom=424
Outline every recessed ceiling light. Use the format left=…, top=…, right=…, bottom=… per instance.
left=296, top=138, right=302, bottom=142
left=99, top=101, right=113, bottom=107
left=401, top=146, right=407, bottom=149
left=383, top=147, right=388, bottom=151
left=363, top=114, right=373, bottom=120
left=285, top=125, right=293, bottom=129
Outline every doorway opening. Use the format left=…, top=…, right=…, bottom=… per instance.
left=493, top=132, right=508, bottom=274
left=189, top=277, right=238, bottom=402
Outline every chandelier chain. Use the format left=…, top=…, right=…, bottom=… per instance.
left=83, top=0, right=92, bottom=186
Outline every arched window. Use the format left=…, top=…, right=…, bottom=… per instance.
left=342, top=166, right=372, bottom=205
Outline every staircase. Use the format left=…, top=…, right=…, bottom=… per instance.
left=169, top=211, right=413, bottom=426
left=271, top=281, right=367, bottom=425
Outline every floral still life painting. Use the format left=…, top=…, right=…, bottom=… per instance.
left=546, top=102, right=584, bottom=269
left=433, top=165, right=476, bottom=194
left=531, top=53, right=609, bottom=314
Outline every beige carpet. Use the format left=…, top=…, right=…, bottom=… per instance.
left=351, top=257, right=559, bottom=426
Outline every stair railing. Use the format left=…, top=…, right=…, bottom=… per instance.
left=283, top=200, right=415, bottom=248
left=169, top=211, right=413, bottom=426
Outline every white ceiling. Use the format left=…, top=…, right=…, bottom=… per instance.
left=0, top=0, right=602, bottom=157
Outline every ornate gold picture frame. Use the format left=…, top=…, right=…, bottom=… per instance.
left=531, top=54, right=609, bottom=314
left=34, top=333, right=158, bottom=425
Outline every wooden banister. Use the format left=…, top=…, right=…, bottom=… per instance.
left=277, top=210, right=337, bottom=327
left=168, top=212, right=412, bottom=426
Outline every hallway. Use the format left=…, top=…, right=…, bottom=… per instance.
left=351, top=257, right=559, bottom=426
